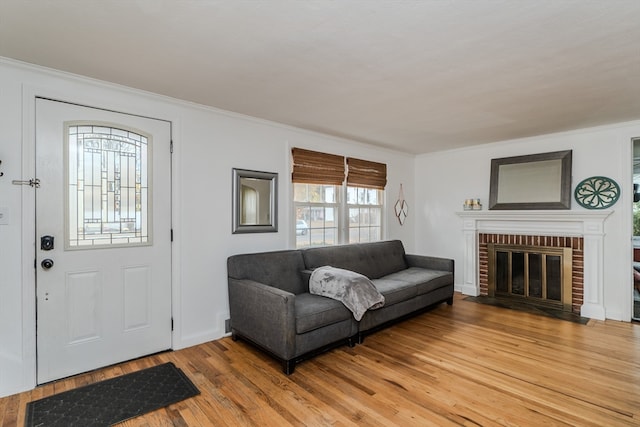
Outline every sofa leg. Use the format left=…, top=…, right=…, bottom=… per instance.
left=283, top=360, right=296, bottom=375
left=357, top=333, right=365, bottom=345
left=231, top=332, right=238, bottom=341
left=348, top=335, right=357, bottom=347
left=446, top=297, right=453, bottom=306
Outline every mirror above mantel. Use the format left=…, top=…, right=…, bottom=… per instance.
left=488, top=150, right=572, bottom=210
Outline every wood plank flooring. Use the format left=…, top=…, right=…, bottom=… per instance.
left=2, top=293, right=639, bottom=426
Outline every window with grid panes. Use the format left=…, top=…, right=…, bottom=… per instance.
left=294, top=183, right=340, bottom=248
left=347, top=186, right=383, bottom=243
left=292, top=148, right=386, bottom=248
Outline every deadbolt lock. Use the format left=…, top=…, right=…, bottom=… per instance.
left=41, top=235, right=54, bottom=251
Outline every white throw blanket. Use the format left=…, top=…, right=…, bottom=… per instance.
left=309, top=266, right=385, bottom=321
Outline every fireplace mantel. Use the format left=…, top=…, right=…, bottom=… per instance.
left=456, top=210, right=613, bottom=320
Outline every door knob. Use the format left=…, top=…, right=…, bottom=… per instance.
left=41, top=259, right=54, bottom=269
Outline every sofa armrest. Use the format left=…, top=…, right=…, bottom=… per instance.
left=228, top=278, right=297, bottom=359
left=405, top=254, right=454, bottom=273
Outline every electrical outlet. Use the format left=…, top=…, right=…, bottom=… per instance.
left=225, top=318, right=231, bottom=333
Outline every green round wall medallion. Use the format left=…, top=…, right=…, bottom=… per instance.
left=574, top=176, right=620, bottom=209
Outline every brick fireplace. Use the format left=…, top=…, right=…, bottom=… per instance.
left=456, top=210, right=612, bottom=320
left=479, top=233, right=583, bottom=314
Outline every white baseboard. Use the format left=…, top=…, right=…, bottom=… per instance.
left=456, top=283, right=479, bottom=296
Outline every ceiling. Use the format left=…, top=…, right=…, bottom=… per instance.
left=1, top=1, right=639, bottom=154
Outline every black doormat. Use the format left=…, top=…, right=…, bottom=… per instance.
left=464, top=296, right=589, bottom=324
left=25, top=362, right=200, bottom=427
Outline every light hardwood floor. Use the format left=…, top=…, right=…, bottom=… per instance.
left=2, top=293, right=639, bottom=426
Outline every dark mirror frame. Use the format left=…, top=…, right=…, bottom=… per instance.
left=232, top=168, right=278, bottom=234
left=489, top=150, right=572, bottom=210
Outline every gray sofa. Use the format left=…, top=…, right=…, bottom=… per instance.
left=227, top=240, right=454, bottom=374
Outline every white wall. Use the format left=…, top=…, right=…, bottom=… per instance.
left=5, top=54, right=634, bottom=398
left=0, top=58, right=415, bottom=397
left=415, top=121, right=640, bottom=322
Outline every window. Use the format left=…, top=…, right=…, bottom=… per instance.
left=292, top=148, right=386, bottom=248
left=294, top=183, right=340, bottom=247
left=347, top=186, right=383, bottom=243
left=66, top=123, right=150, bottom=248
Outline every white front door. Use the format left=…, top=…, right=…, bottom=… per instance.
left=35, top=98, right=172, bottom=384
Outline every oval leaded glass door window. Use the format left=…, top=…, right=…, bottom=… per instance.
left=66, top=123, right=151, bottom=248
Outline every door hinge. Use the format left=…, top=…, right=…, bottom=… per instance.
left=170, top=140, right=174, bottom=153
left=171, top=229, right=174, bottom=242
left=171, top=317, right=174, bottom=331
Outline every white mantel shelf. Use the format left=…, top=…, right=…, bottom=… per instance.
left=456, top=209, right=613, bottom=220
left=456, top=210, right=613, bottom=236
left=455, top=209, right=614, bottom=320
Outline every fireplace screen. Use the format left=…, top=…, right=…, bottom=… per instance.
left=488, top=244, right=572, bottom=310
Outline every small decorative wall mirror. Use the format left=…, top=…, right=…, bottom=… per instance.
left=489, top=150, right=572, bottom=210
left=232, top=168, right=278, bottom=233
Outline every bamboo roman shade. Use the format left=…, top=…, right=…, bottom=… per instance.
left=291, top=148, right=387, bottom=189
left=291, top=148, right=345, bottom=185
left=346, top=157, right=387, bottom=189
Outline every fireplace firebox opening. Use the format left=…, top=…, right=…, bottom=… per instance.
left=488, top=243, right=573, bottom=311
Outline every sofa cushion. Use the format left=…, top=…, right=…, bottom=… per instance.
left=295, top=293, right=353, bottom=334
left=371, top=278, right=418, bottom=306
left=384, top=267, right=453, bottom=295
left=227, top=250, right=307, bottom=295
left=303, top=240, right=408, bottom=279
